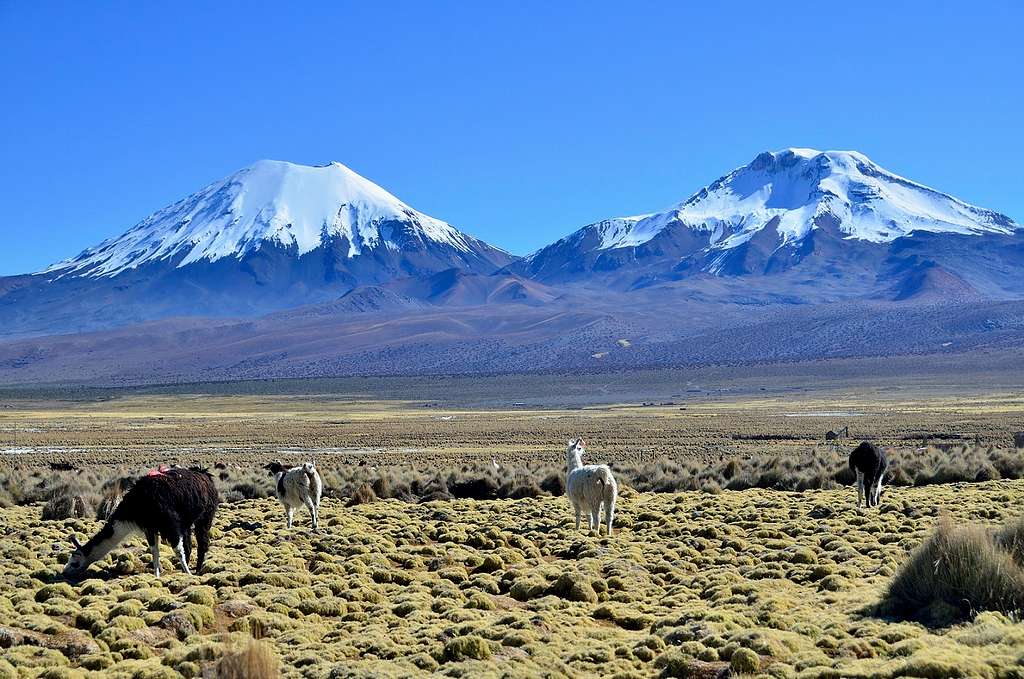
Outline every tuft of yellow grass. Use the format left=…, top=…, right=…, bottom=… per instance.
left=216, top=639, right=280, bottom=679
left=884, top=514, right=1024, bottom=625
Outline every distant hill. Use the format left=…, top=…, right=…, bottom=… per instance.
left=387, top=269, right=560, bottom=306
left=2, top=294, right=1024, bottom=386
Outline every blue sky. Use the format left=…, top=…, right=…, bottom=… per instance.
left=1, top=1, right=1021, bottom=275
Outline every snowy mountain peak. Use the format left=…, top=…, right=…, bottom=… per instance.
left=592, top=148, right=1019, bottom=252
left=45, top=160, right=480, bottom=278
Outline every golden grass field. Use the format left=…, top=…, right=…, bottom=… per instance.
left=1, top=390, right=1024, bottom=678
left=4, top=389, right=1024, bottom=455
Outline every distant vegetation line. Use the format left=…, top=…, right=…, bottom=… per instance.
left=5, top=444, right=1021, bottom=516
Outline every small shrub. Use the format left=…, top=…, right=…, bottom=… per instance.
left=994, top=516, right=1024, bottom=563
left=371, top=476, right=393, bottom=499
left=418, top=487, right=452, bottom=503
left=96, top=476, right=134, bottom=520
left=229, top=482, right=262, bottom=500
left=540, top=474, right=565, bottom=495
left=883, top=515, right=1024, bottom=625
left=449, top=477, right=498, bottom=500
left=41, top=492, right=90, bottom=520
left=95, top=493, right=121, bottom=520
left=216, top=639, right=280, bottom=679
left=347, top=483, right=377, bottom=506
left=499, top=480, right=544, bottom=499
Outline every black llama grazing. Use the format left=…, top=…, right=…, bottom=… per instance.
left=63, top=467, right=218, bottom=579
left=848, top=441, right=889, bottom=508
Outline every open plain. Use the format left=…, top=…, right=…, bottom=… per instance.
left=1, top=381, right=1023, bottom=678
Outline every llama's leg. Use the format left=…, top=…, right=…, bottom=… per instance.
left=304, top=496, right=318, bottom=530
left=574, top=503, right=581, bottom=530
left=182, top=526, right=193, bottom=565
left=173, top=536, right=192, bottom=575
left=194, top=512, right=213, bottom=574
left=160, top=523, right=191, bottom=575
left=590, top=507, right=601, bottom=531
left=606, top=496, right=616, bottom=537
left=856, top=471, right=864, bottom=507
left=286, top=506, right=294, bottom=529
left=146, top=531, right=161, bottom=578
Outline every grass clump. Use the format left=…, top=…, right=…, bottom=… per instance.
left=216, top=639, right=280, bottom=679
left=994, top=516, right=1024, bottom=562
left=730, top=646, right=761, bottom=672
left=347, top=483, right=378, bottom=506
left=883, top=515, right=1024, bottom=625
left=41, top=492, right=90, bottom=521
left=548, top=571, right=599, bottom=603
left=35, top=583, right=75, bottom=603
left=442, top=635, right=491, bottom=662
left=96, top=476, right=133, bottom=520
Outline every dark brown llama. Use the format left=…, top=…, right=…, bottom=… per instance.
left=63, top=467, right=218, bottom=579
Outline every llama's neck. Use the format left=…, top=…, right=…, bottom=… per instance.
left=82, top=520, right=137, bottom=566
left=566, top=449, right=583, bottom=474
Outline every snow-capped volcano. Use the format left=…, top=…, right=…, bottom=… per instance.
left=1, top=160, right=513, bottom=337
left=593, top=148, right=1017, bottom=252
left=46, top=160, right=494, bottom=278
left=4, top=148, right=1024, bottom=340
left=517, top=148, right=1021, bottom=288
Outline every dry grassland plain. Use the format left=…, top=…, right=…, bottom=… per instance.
left=1, top=387, right=1023, bottom=678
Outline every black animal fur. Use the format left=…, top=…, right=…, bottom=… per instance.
left=265, top=461, right=288, bottom=496
left=81, top=467, right=219, bottom=573
left=848, top=441, right=889, bottom=507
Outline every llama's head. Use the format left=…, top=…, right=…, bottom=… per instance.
left=566, top=438, right=586, bottom=466
left=62, top=535, right=88, bottom=579
left=264, top=461, right=286, bottom=476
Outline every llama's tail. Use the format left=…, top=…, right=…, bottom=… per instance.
left=597, top=467, right=615, bottom=494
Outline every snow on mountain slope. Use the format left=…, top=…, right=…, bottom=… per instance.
left=584, top=148, right=1018, bottom=253
left=44, top=160, right=485, bottom=278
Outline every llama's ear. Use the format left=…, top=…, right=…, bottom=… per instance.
left=69, top=535, right=83, bottom=550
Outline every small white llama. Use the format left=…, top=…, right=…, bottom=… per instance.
left=565, top=438, right=618, bottom=535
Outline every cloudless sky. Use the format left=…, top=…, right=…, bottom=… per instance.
left=1, top=1, right=1022, bottom=275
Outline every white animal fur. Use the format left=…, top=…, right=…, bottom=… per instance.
left=268, top=461, right=322, bottom=529
left=565, top=438, right=618, bottom=535
left=855, top=470, right=884, bottom=508
left=66, top=520, right=139, bottom=574
left=67, top=520, right=190, bottom=579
